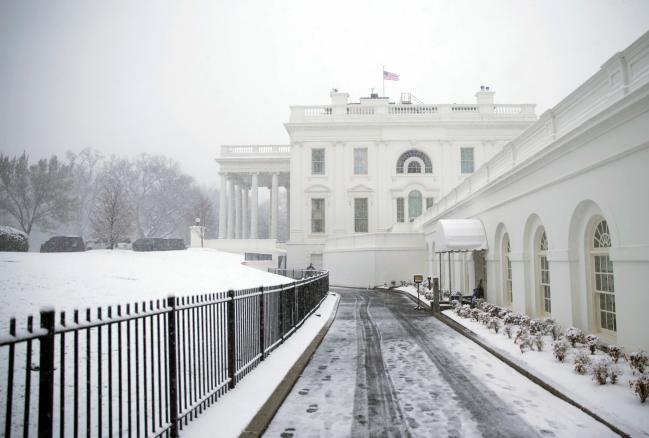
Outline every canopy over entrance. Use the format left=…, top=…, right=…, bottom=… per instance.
left=435, top=219, right=488, bottom=253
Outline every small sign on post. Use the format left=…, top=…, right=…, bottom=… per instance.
left=413, top=275, right=424, bottom=310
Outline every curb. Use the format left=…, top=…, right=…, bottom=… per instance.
left=240, top=292, right=341, bottom=437
left=392, top=289, right=629, bottom=438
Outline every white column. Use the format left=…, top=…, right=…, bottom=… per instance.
left=270, top=173, right=278, bottom=240
left=286, top=185, right=290, bottom=242
left=227, top=178, right=235, bottom=239
left=242, top=185, right=248, bottom=239
left=234, top=183, right=242, bottom=239
left=219, top=173, right=227, bottom=239
left=250, top=173, right=258, bottom=239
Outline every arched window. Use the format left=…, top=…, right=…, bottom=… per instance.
left=537, top=230, right=551, bottom=315
left=396, top=150, right=433, bottom=174
left=407, top=161, right=421, bottom=173
left=408, top=190, right=422, bottom=220
left=503, top=233, right=512, bottom=305
left=591, top=220, right=615, bottom=332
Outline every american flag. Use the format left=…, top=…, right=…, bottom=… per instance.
left=383, top=70, right=399, bottom=81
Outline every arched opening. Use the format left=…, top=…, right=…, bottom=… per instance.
left=503, top=233, right=513, bottom=306
left=591, top=219, right=616, bottom=333
left=408, top=190, right=423, bottom=220
left=537, top=228, right=551, bottom=315
left=396, top=149, right=433, bottom=174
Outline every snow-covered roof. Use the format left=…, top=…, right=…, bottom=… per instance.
left=434, top=219, right=487, bottom=252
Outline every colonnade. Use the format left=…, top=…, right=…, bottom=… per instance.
left=218, top=172, right=287, bottom=240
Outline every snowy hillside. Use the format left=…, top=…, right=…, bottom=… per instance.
left=0, top=248, right=289, bottom=324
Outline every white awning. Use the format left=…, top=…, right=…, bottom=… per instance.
left=435, top=219, right=488, bottom=252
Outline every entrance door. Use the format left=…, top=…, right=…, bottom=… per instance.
left=473, top=250, right=487, bottom=293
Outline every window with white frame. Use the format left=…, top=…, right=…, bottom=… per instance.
left=407, top=161, right=422, bottom=173
left=396, top=198, right=405, bottom=223
left=503, top=233, right=513, bottom=305
left=354, top=198, right=368, bottom=232
left=311, top=198, right=325, bottom=233
left=591, top=220, right=616, bottom=332
left=312, top=148, right=325, bottom=175
left=426, top=197, right=434, bottom=209
left=354, top=148, right=368, bottom=175
left=408, top=190, right=422, bottom=220
left=396, top=150, right=433, bottom=174
left=537, top=230, right=551, bottom=315
left=461, top=147, right=474, bottom=174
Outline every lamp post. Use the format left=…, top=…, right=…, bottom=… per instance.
left=195, top=217, right=204, bottom=248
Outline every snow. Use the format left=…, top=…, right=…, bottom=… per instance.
left=435, top=219, right=488, bottom=252
left=0, top=248, right=290, bottom=329
left=396, top=286, right=649, bottom=437
left=0, top=225, right=27, bottom=238
left=182, top=292, right=339, bottom=438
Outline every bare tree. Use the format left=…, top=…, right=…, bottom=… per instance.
left=66, top=148, right=103, bottom=239
left=90, top=158, right=133, bottom=249
left=128, top=154, right=196, bottom=238
left=0, top=152, right=74, bottom=234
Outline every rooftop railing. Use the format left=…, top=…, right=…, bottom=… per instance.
left=221, top=145, right=291, bottom=157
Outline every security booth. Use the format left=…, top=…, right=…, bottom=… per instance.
left=434, top=219, right=488, bottom=305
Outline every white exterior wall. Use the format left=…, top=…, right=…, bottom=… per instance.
left=419, top=31, right=649, bottom=350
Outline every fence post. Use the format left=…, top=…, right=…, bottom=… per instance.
left=166, top=296, right=180, bottom=438
left=227, top=290, right=236, bottom=388
left=37, top=308, right=55, bottom=438
left=259, top=286, right=265, bottom=360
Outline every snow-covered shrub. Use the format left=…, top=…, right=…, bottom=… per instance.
left=458, top=305, right=471, bottom=318
left=504, top=323, right=513, bottom=339
left=628, top=351, right=649, bottom=374
left=533, top=334, right=544, bottom=352
left=529, top=319, right=543, bottom=334
left=470, top=308, right=481, bottom=322
left=629, top=373, right=649, bottom=403
left=487, top=317, right=501, bottom=334
left=573, top=350, right=592, bottom=375
left=609, top=364, right=622, bottom=384
left=474, top=298, right=485, bottom=308
left=565, top=327, right=584, bottom=347
left=585, top=334, right=599, bottom=354
left=504, top=312, right=525, bottom=326
left=519, top=333, right=533, bottom=354
left=0, top=226, right=28, bottom=252
left=553, top=339, right=570, bottom=362
left=514, top=327, right=529, bottom=344
left=498, top=309, right=511, bottom=319
left=607, top=345, right=623, bottom=363
left=591, top=358, right=611, bottom=385
left=542, top=318, right=561, bottom=341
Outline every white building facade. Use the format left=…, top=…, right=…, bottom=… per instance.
left=200, top=31, right=649, bottom=350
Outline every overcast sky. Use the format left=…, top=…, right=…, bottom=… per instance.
left=1, top=0, right=648, bottom=185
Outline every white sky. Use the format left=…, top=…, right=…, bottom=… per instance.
left=1, top=0, right=648, bottom=185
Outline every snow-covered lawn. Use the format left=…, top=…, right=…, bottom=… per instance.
left=183, top=292, right=339, bottom=438
left=396, top=286, right=648, bottom=437
left=0, top=248, right=289, bottom=326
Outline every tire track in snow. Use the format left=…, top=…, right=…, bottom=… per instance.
left=351, top=292, right=411, bottom=437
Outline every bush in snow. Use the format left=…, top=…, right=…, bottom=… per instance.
left=542, top=318, right=562, bottom=341
left=591, top=358, right=612, bottom=385
left=565, top=326, right=585, bottom=347
left=519, top=333, right=533, bottom=354
left=498, top=309, right=511, bottom=319
left=458, top=305, right=471, bottom=318
left=609, top=364, right=622, bottom=384
left=529, top=318, right=543, bottom=335
left=573, top=350, right=592, bottom=375
left=627, top=351, right=649, bottom=374
left=514, top=327, right=529, bottom=344
left=470, top=308, right=481, bottom=322
left=607, top=345, right=623, bottom=363
left=629, top=373, right=649, bottom=403
left=533, top=334, right=544, bottom=352
left=585, top=334, right=599, bottom=355
left=487, top=317, right=501, bottom=334
left=504, top=323, right=513, bottom=339
left=504, top=312, right=526, bottom=326
left=553, top=339, right=570, bottom=362
left=0, top=226, right=29, bottom=252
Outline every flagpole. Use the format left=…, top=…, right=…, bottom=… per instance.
left=382, top=65, right=385, bottom=97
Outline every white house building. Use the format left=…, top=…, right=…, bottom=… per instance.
left=197, top=30, right=649, bottom=350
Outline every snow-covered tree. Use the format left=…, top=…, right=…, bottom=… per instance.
left=66, top=148, right=103, bottom=239
left=0, top=152, right=74, bottom=234
left=90, top=158, right=133, bottom=249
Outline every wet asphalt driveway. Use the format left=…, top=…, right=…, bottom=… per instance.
left=264, top=288, right=616, bottom=438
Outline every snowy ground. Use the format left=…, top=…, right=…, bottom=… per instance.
left=266, top=288, right=615, bottom=437
left=182, top=292, right=339, bottom=438
left=0, top=248, right=289, bottom=327
left=397, top=285, right=648, bottom=437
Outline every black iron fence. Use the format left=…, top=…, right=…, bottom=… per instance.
left=0, top=270, right=329, bottom=438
